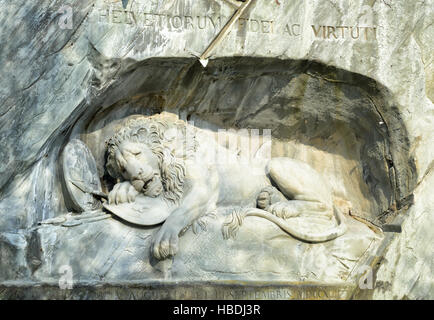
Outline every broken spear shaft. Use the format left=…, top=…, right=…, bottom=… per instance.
left=199, top=0, right=253, bottom=66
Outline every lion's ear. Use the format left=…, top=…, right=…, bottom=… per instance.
left=106, top=162, right=117, bottom=180
left=106, top=154, right=120, bottom=180
left=136, top=127, right=148, bottom=139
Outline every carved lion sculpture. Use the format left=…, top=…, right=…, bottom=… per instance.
left=106, top=113, right=346, bottom=260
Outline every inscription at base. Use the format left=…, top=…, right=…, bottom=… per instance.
left=0, top=282, right=356, bottom=300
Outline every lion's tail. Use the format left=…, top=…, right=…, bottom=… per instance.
left=222, top=207, right=347, bottom=243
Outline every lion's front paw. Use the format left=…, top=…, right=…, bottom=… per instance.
left=108, top=181, right=139, bottom=205
left=152, top=224, right=180, bottom=260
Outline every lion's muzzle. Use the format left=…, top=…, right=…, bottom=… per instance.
left=132, top=179, right=145, bottom=192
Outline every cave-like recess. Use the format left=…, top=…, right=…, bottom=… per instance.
left=68, top=57, right=417, bottom=226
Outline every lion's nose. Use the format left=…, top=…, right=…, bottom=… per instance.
left=132, top=180, right=145, bottom=192
left=138, top=166, right=154, bottom=181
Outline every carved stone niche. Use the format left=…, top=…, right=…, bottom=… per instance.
left=32, top=58, right=415, bottom=300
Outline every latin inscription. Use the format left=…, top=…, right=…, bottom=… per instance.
left=94, top=7, right=378, bottom=41
left=311, top=25, right=377, bottom=40
left=99, top=9, right=225, bottom=30
left=0, top=285, right=353, bottom=300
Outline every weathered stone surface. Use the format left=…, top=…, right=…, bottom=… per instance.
left=30, top=212, right=381, bottom=283
left=0, top=280, right=356, bottom=300
left=0, top=0, right=432, bottom=299
left=372, top=169, right=434, bottom=299
left=61, top=139, right=103, bottom=212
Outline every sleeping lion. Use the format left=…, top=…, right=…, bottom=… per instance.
left=106, top=113, right=346, bottom=260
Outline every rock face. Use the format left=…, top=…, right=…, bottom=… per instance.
left=0, top=0, right=433, bottom=299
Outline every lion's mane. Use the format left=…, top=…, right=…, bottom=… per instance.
left=106, top=114, right=195, bottom=205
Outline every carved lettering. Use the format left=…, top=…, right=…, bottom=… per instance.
left=250, top=19, right=260, bottom=32
left=185, top=16, right=194, bottom=29
left=96, top=6, right=378, bottom=43
left=351, top=26, right=359, bottom=39
left=284, top=23, right=301, bottom=36
left=171, top=15, right=183, bottom=29
left=261, top=20, right=271, bottom=33
left=292, top=23, right=301, bottom=36
left=207, top=16, right=221, bottom=29
left=327, top=26, right=338, bottom=39
left=311, top=24, right=377, bottom=41
left=311, top=24, right=322, bottom=37
left=197, top=16, right=206, bottom=29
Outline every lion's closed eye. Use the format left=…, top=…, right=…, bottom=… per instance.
left=127, top=149, right=141, bottom=156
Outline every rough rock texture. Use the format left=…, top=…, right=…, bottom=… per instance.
left=0, top=0, right=433, bottom=298
left=373, top=169, right=434, bottom=299
left=31, top=213, right=381, bottom=283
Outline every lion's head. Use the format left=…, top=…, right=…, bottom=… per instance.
left=106, top=114, right=194, bottom=204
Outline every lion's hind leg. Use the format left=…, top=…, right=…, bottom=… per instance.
left=266, top=158, right=334, bottom=219
left=256, top=184, right=332, bottom=220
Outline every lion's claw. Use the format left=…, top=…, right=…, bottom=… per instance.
left=257, top=190, right=271, bottom=210
left=256, top=186, right=285, bottom=211
left=152, top=224, right=180, bottom=260
left=109, top=181, right=139, bottom=205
